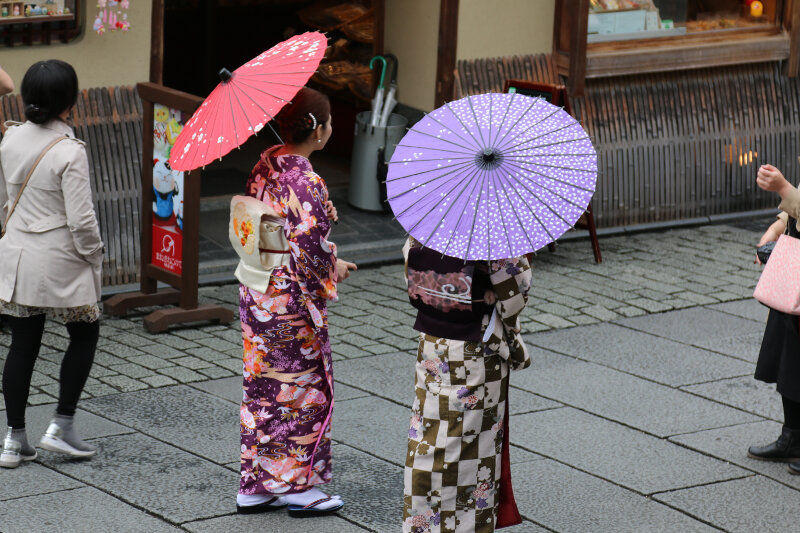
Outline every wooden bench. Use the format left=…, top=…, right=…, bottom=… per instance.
left=0, top=86, right=143, bottom=287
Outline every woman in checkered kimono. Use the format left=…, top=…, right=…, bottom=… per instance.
left=402, top=238, right=532, bottom=533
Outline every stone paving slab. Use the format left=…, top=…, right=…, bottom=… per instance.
left=81, top=386, right=238, bottom=465
left=509, top=386, right=563, bottom=415
left=513, top=408, right=748, bottom=495
left=183, top=514, right=370, bottom=533
left=0, top=462, right=84, bottom=501
left=513, top=346, right=759, bottom=437
left=334, top=351, right=416, bottom=408
left=653, top=476, right=799, bottom=533
left=332, top=396, right=409, bottom=467
left=0, top=486, right=182, bottom=533
left=527, top=322, right=754, bottom=387
left=0, top=403, right=133, bottom=442
left=48, top=433, right=235, bottom=524
left=513, top=459, right=719, bottom=533
left=616, top=307, right=765, bottom=362
left=708, top=298, right=769, bottom=322
left=324, top=444, right=404, bottom=532
left=669, top=420, right=800, bottom=490
left=188, top=376, right=241, bottom=404
left=681, top=376, right=783, bottom=422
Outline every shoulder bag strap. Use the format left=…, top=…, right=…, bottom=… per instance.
left=1, top=135, right=68, bottom=236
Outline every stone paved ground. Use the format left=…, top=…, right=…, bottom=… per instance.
left=2, top=218, right=797, bottom=532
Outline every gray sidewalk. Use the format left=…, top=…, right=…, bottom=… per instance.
left=1, top=217, right=794, bottom=532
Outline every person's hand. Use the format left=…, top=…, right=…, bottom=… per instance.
left=757, top=164, right=793, bottom=197
left=326, top=201, right=338, bottom=223
left=755, top=220, right=785, bottom=264
left=484, top=290, right=497, bottom=305
left=336, top=259, right=357, bottom=281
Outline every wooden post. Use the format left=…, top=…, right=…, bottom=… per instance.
left=150, top=0, right=164, bottom=84
left=374, top=0, right=385, bottom=57
left=434, top=0, right=459, bottom=107
left=567, top=0, right=589, bottom=97
left=786, top=0, right=800, bottom=77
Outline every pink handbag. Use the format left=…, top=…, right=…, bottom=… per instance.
left=754, top=233, right=800, bottom=314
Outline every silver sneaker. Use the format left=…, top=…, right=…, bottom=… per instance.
left=0, top=428, right=37, bottom=468
left=39, top=422, right=96, bottom=458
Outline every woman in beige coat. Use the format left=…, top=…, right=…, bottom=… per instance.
left=0, top=60, right=104, bottom=468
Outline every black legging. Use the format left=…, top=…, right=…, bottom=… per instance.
left=2, top=315, right=99, bottom=429
left=784, top=395, right=800, bottom=430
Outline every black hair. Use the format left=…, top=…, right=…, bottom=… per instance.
left=21, top=60, right=79, bottom=124
left=275, top=87, right=331, bottom=144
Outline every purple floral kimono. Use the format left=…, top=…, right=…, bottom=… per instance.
left=238, top=147, right=338, bottom=496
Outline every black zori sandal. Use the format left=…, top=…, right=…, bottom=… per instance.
left=236, top=496, right=287, bottom=514
left=287, top=497, right=345, bottom=518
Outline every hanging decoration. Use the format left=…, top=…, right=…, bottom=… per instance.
left=95, top=0, right=130, bottom=35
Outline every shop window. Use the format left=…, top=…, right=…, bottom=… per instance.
left=0, top=0, right=81, bottom=46
left=554, top=0, right=800, bottom=94
left=588, top=0, right=783, bottom=43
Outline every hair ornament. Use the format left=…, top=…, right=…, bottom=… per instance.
left=308, top=113, right=317, bottom=130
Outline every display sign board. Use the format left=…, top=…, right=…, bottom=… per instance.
left=151, top=103, right=186, bottom=275
left=105, top=83, right=234, bottom=331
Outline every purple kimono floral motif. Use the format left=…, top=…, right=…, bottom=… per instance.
left=239, top=148, right=338, bottom=496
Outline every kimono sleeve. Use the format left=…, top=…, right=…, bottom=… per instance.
left=489, top=256, right=532, bottom=329
left=483, top=256, right=533, bottom=371
left=284, top=171, right=338, bottom=302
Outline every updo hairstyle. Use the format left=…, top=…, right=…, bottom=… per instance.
left=21, top=59, right=79, bottom=125
left=275, top=87, right=331, bottom=144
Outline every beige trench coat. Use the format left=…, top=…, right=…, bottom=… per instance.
left=777, top=186, right=800, bottom=231
left=0, top=119, right=103, bottom=308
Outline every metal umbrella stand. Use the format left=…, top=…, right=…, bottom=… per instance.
left=348, top=110, right=407, bottom=211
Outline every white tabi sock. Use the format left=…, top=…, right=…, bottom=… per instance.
left=236, top=493, right=285, bottom=507
left=283, top=487, right=342, bottom=509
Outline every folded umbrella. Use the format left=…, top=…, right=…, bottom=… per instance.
left=169, top=31, right=327, bottom=171
left=378, top=54, right=398, bottom=127
left=369, top=55, right=386, bottom=128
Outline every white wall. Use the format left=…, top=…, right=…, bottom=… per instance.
left=384, top=0, right=441, bottom=111
left=457, top=0, right=554, bottom=60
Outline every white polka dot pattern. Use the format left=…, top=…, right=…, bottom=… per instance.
left=386, top=92, right=598, bottom=261
left=168, top=32, right=326, bottom=171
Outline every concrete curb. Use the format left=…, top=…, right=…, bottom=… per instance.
left=101, top=208, right=776, bottom=298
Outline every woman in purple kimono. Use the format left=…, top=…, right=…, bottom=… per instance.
left=235, top=88, right=356, bottom=516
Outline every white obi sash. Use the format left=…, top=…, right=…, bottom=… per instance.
left=229, top=195, right=290, bottom=293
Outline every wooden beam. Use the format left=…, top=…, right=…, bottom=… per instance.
left=588, top=33, right=790, bottom=78
left=150, top=0, right=164, bottom=84
left=435, top=0, right=459, bottom=107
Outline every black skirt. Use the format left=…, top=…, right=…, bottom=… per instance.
left=755, top=215, right=800, bottom=402
left=755, top=309, right=800, bottom=403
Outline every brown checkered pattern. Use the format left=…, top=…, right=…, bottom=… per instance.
left=403, top=334, right=508, bottom=533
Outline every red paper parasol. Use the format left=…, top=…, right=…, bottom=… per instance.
left=169, top=31, right=327, bottom=171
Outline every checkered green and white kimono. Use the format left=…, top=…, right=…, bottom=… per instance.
left=402, top=245, right=532, bottom=533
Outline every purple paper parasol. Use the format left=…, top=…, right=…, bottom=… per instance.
left=386, top=92, right=597, bottom=261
